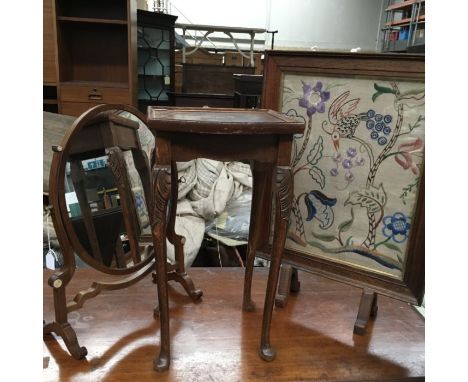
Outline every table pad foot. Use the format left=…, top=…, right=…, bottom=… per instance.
left=153, top=353, right=170, bottom=372
left=259, top=344, right=277, bottom=362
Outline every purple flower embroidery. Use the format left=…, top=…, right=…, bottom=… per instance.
left=333, top=152, right=342, bottom=162
left=345, top=172, right=355, bottom=182
left=355, top=156, right=365, bottom=166
left=342, top=159, right=353, bottom=169
left=299, top=81, right=330, bottom=117
left=330, top=149, right=356, bottom=187
left=347, top=147, right=357, bottom=158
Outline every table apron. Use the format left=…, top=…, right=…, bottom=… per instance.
left=164, top=133, right=280, bottom=163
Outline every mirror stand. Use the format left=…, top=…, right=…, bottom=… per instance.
left=151, top=162, right=203, bottom=312
left=43, top=105, right=203, bottom=359
left=43, top=207, right=156, bottom=358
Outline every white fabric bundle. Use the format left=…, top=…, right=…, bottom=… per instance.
left=187, top=159, right=252, bottom=221
left=167, top=159, right=253, bottom=266
left=165, top=199, right=206, bottom=266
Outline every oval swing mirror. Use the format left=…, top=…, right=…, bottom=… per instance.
left=49, top=104, right=155, bottom=275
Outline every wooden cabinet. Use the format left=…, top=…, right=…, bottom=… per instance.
left=137, top=10, right=177, bottom=112
left=54, top=0, right=137, bottom=116
left=381, top=0, right=425, bottom=52
left=43, top=0, right=58, bottom=113
left=60, top=83, right=130, bottom=104
left=169, top=64, right=255, bottom=108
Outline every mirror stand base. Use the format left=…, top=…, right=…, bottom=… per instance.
left=43, top=320, right=88, bottom=360
left=152, top=268, right=203, bottom=301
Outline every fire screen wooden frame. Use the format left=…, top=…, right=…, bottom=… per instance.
left=261, top=51, right=424, bottom=306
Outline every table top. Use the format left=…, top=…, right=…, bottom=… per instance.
left=43, top=267, right=424, bottom=381
left=68, top=113, right=141, bottom=156
left=146, top=107, right=305, bottom=135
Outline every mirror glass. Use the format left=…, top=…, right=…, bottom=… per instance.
left=62, top=109, right=155, bottom=270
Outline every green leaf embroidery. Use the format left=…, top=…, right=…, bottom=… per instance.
left=396, top=253, right=403, bottom=264
left=338, top=208, right=354, bottom=233
left=374, top=83, right=396, bottom=94
left=306, top=136, right=324, bottom=166
left=372, top=83, right=396, bottom=103
left=325, top=82, right=347, bottom=92
left=400, top=177, right=420, bottom=205
left=345, top=236, right=354, bottom=246
left=382, top=241, right=403, bottom=254
left=311, top=231, right=336, bottom=242
left=345, top=184, right=387, bottom=214
left=407, top=115, right=424, bottom=133
left=308, top=166, right=325, bottom=189
left=372, top=92, right=383, bottom=102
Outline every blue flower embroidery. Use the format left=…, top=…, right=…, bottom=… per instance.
left=304, top=190, right=337, bottom=229
left=382, top=212, right=411, bottom=243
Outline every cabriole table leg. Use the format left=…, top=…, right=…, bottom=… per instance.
left=260, top=166, right=293, bottom=361
left=151, top=164, right=172, bottom=372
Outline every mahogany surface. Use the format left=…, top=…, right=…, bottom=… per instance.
left=43, top=267, right=425, bottom=382
left=147, top=107, right=305, bottom=134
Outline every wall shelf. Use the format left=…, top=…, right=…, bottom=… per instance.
left=54, top=0, right=137, bottom=116
left=381, top=0, right=425, bottom=52
left=385, top=0, right=418, bottom=11
left=385, top=15, right=425, bottom=27
left=57, top=16, right=128, bottom=25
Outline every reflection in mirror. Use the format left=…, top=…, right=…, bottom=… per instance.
left=63, top=109, right=154, bottom=270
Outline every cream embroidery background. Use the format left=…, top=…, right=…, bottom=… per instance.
left=281, top=74, right=425, bottom=279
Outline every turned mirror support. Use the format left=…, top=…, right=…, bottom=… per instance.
left=43, top=104, right=203, bottom=360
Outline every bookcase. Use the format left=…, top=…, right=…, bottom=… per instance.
left=137, top=9, right=177, bottom=112
left=55, top=0, right=137, bottom=116
left=43, top=0, right=58, bottom=113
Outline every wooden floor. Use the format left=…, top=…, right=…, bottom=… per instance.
left=43, top=267, right=424, bottom=381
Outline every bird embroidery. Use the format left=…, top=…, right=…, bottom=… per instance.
left=324, top=91, right=368, bottom=150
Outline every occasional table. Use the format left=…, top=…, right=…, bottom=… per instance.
left=146, top=107, right=305, bottom=371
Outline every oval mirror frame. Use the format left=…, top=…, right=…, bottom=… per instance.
left=49, top=104, right=154, bottom=275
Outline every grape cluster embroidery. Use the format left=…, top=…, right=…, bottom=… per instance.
left=366, top=109, right=392, bottom=146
